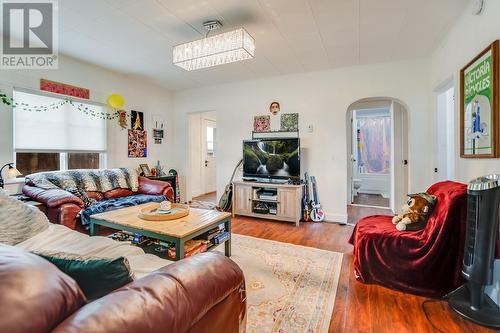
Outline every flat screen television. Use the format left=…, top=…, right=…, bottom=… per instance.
left=243, top=138, right=300, bottom=180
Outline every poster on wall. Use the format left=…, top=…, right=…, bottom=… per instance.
left=128, top=130, right=147, bottom=158
left=253, top=115, right=270, bottom=132
left=131, top=110, right=144, bottom=130
left=40, top=79, right=90, bottom=99
left=280, top=113, right=299, bottom=131
left=460, top=40, right=499, bottom=158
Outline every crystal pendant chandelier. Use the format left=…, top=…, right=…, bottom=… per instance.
left=173, top=21, right=255, bottom=71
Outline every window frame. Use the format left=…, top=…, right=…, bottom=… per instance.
left=12, top=87, right=108, bottom=176
left=14, top=151, right=107, bottom=177
left=206, top=125, right=216, bottom=157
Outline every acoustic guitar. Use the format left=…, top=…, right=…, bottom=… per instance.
left=218, top=159, right=243, bottom=211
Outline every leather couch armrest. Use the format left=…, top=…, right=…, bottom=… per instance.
left=52, top=252, right=246, bottom=333
left=46, top=203, right=82, bottom=230
left=138, top=176, right=174, bottom=201
left=23, top=185, right=84, bottom=208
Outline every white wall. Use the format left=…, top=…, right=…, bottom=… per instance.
left=0, top=55, right=173, bottom=194
left=431, top=0, right=500, bottom=181
left=173, top=58, right=434, bottom=222
left=188, top=113, right=203, bottom=198
left=431, top=0, right=500, bottom=305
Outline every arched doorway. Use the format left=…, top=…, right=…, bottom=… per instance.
left=346, top=98, right=409, bottom=220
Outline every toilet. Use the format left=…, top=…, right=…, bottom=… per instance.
left=353, top=178, right=362, bottom=196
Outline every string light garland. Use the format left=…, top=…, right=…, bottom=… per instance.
left=0, top=90, right=129, bottom=120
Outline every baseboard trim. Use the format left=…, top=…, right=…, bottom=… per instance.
left=324, top=212, right=348, bottom=224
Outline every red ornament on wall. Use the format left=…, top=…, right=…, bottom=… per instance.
left=40, top=79, right=90, bottom=99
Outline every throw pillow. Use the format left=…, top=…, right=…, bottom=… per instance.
left=65, top=187, right=97, bottom=208
left=33, top=251, right=134, bottom=300
left=0, top=190, right=49, bottom=246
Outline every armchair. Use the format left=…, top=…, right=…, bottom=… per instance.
left=349, top=181, right=468, bottom=297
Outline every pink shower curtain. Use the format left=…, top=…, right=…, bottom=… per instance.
left=357, top=116, right=391, bottom=174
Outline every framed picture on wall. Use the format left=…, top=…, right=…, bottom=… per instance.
left=253, top=115, right=271, bottom=132
left=131, top=110, right=144, bottom=131
left=139, top=163, right=151, bottom=176
left=460, top=40, right=499, bottom=158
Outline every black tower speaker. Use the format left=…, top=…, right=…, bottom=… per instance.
left=448, top=174, right=500, bottom=328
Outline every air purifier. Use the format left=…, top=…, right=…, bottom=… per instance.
left=448, top=174, right=500, bottom=328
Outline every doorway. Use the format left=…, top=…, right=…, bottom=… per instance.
left=346, top=98, right=409, bottom=217
left=350, top=107, right=391, bottom=208
left=435, top=83, right=455, bottom=181
left=188, top=111, right=217, bottom=202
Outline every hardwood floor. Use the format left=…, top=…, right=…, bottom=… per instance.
left=352, top=193, right=390, bottom=207
left=192, top=191, right=217, bottom=204
left=347, top=205, right=392, bottom=225
left=232, top=216, right=496, bottom=333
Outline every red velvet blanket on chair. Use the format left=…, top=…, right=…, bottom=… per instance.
left=349, top=181, right=500, bottom=298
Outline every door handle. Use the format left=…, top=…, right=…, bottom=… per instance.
left=403, top=159, right=408, bottom=165
left=205, top=160, right=208, bottom=167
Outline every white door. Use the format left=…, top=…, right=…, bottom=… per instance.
left=435, top=86, right=455, bottom=181
left=201, top=118, right=217, bottom=194
left=391, top=102, right=409, bottom=212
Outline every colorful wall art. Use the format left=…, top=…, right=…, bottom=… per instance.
left=118, top=110, right=128, bottom=129
left=460, top=40, right=499, bottom=158
left=280, top=113, right=299, bottom=131
left=131, top=110, right=144, bottom=130
left=128, top=130, right=147, bottom=158
left=254, top=115, right=271, bottom=132
left=40, top=79, right=90, bottom=99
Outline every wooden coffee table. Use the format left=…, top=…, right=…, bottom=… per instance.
left=89, top=203, right=231, bottom=261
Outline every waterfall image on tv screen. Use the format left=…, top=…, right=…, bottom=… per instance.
left=243, top=139, right=300, bottom=179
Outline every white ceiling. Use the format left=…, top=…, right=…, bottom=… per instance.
left=58, top=0, right=469, bottom=91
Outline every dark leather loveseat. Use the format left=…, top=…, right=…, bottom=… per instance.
left=0, top=244, right=247, bottom=333
left=23, top=176, right=173, bottom=230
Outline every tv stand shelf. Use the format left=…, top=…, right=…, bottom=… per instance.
left=232, top=180, right=303, bottom=226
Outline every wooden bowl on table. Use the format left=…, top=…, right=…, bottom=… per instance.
left=138, top=203, right=190, bottom=221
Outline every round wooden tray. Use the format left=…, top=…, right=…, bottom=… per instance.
left=138, top=203, right=190, bottom=221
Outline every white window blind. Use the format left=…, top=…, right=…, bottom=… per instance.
left=14, top=90, right=107, bottom=152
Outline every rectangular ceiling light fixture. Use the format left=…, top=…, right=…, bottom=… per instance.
left=173, top=28, right=255, bottom=71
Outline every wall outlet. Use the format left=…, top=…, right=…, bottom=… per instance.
left=307, top=124, right=314, bottom=133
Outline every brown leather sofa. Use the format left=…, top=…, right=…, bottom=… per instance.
left=22, top=176, right=174, bottom=230
left=0, top=244, right=247, bottom=333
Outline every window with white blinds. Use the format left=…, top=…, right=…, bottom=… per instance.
left=14, top=89, right=107, bottom=152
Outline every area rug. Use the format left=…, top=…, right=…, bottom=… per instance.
left=188, top=200, right=216, bottom=210
left=228, top=234, right=343, bottom=333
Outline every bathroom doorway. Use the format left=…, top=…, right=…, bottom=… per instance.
left=350, top=107, right=391, bottom=207
left=346, top=98, right=409, bottom=213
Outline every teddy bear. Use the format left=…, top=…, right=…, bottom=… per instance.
left=392, top=193, right=437, bottom=231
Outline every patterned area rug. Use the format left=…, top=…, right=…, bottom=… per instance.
left=188, top=200, right=216, bottom=210
left=229, top=234, right=343, bottom=333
